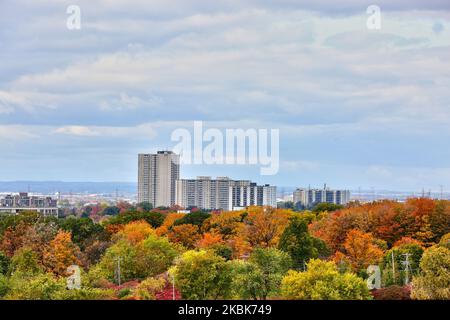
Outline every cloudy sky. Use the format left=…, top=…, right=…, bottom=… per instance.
left=1, top=0, right=449, bottom=191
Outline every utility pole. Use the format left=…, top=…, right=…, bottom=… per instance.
left=391, top=251, right=396, bottom=284
left=115, top=256, right=122, bottom=286
left=172, top=274, right=175, bottom=300
left=401, top=253, right=412, bottom=285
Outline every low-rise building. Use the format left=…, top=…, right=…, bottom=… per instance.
left=0, top=192, right=58, bottom=216
left=293, top=185, right=350, bottom=209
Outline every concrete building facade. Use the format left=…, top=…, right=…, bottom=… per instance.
left=293, top=186, right=350, bottom=209
left=138, top=151, right=180, bottom=207
left=176, top=177, right=277, bottom=210
left=0, top=192, right=58, bottom=216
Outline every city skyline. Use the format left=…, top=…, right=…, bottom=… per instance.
left=1, top=1, right=450, bottom=191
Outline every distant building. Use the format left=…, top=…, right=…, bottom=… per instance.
left=176, top=176, right=276, bottom=210
left=231, top=182, right=277, bottom=210
left=138, top=151, right=180, bottom=207
left=293, top=185, right=350, bottom=209
left=0, top=192, right=58, bottom=216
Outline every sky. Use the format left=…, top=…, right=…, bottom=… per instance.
left=0, top=0, right=450, bottom=191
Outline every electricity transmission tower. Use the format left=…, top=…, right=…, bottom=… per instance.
left=401, top=253, right=413, bottom=285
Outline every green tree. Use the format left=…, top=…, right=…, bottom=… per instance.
left=102, top=206, right=121, bottom=216
left=281, top=259, right=371, bottom=300
left=96, top=234, right=177, bottom=282
left=439, top=233, right=450, bottom=249
left=411, top=246, right=450, bottom=300
left=4, top=272, right=65, bottom=300
left=139, top=234, right=178, bottom=276
left=58, top=216, right=108, bottom=249
left=137, top=202, right=153, bottom=211
left=0, top=211, right=42, bottom=235
left=0, top=251, right=9, bottom=275
left=9, top=247, right=43, bottom=275
left=3, top=271, right=113, bottom=300
left=95, top=239, right=140, bottom=282
left=232, top=248, right=291, bottom=300
left=381, top=243, right=424, bottom=286
left=0, top=274, right=9, bottom=297
left=134, top=276, right=166, bottom=300
left=278, top=201, right=294, bottom=210
left=312, top=203, right=344, bottom=213
left=106, top=211, right=164, bottom=228
left=231, top=260, right=265, bottom=300
left=248, top=248, right=292, bottom=299
left=169, top=250, right=232, bottom=300
left=50, top=286, right=114, bottom=300
left=278, top=216, right=329, bottom=270
left=173, top=211, right=211, bottom=227
left=212, top=244, right=233, bottom=261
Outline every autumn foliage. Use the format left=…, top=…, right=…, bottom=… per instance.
left=43, top=231, right=81, bottom=276
left=0, top=200, right=449, bottom=300
left=310, top=199, right=450, bottom=251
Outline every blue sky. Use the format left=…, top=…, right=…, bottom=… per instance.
left=0, top=0, right=450, bottom=191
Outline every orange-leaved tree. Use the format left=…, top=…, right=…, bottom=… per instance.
left=155, top=213, right=185, bottom=236
left=336, top=229, right=384, bottom=272
left=196, top=232, right=223, bottom=249
left=243, top=206, right=291, bottom=248
left=167, top=224, right=200, bottom=249
left=114, top=220, right=154, bottom=244
left=43, top=231, right=81, bottom=276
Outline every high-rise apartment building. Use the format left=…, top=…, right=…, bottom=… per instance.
left=293, top=185, right=350, bottom=209
left=176, top=177, right=277, bottom=210
left=138, top=151, right=180, bottom=207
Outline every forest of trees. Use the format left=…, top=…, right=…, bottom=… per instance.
left=0, top=198, right=449, bottom=300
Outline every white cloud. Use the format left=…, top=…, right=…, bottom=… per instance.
left=99, top=92, right=163, bottom=111
left=1, top=2, right=450, bottom=188
left=54, top=126, right=100, bottom=136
